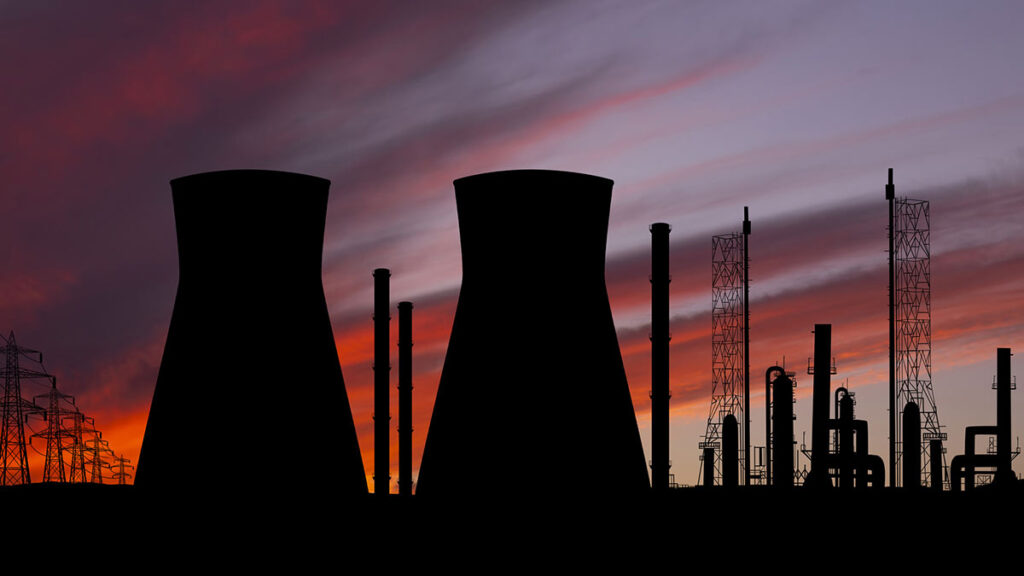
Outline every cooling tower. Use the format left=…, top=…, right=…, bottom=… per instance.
left=416, top=169, right=649, bottom=498
left=135, top=169, right=366, bottom=497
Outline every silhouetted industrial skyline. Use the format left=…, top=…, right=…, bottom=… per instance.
left=4, top=2, right=1024, bottom=495
left=126, top=168, right=1018, bottom=499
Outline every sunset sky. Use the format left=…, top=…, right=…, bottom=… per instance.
left=3, top=1, right=1024, bottom=489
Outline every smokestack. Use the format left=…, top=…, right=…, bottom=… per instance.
left=398, top=301, right=413, bottom=497
left=650, top=222, right=671, bottom=491
left=903, top=402, right=921, bottom=489
left=997, top=347, right=1013, bottom=484
left=374, top=268, right=391, bottom=497
left=808, top=324, right=832, bottom=488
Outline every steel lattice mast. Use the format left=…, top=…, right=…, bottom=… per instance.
left=86, top=429, right=109, bottom=484
left=698, top=229, right=746, bottom=485
left=67, top=412, right=91, bottom=483
left=38, top=382, right=66, bottom=483
left=111, top=454, right=133, bottom=485
left=0, top=332, right=52, bottom=485
left=0, top=332, right=124, bottom=486
left=33, top=380, right=80, bottom=483
left=893, top=192, right=946, bottom=488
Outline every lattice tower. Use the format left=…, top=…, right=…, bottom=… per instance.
left=698, top=233, right=746, bottom=484
left=894, top=198, right=946, bottom=488
left=87, top=430, right=108, bottom=484
left=0, top=332, right=52, bottom=485
left=111, top=454, right=133, bottom=485
left=32, top=381, right=79, bottom=483
left=67, top=412, right=90, bottom=483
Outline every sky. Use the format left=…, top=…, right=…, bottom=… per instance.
left=2, top=0, right=1024, bottom=489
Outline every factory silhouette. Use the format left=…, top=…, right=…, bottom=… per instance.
left=134, top=169, right=1017, bottom=497
left=5, top=168, right=1018, bottom=548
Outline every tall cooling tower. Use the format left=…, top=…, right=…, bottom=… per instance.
left=135, top=169, right=366, bottom=497
left=416, top=170, right=649, bottom=498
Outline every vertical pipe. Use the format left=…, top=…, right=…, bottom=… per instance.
left=886, top=168, right=897, bottom=488
left=373, top=268, right=391, bottom=497
left=965, top=429, right=976, bottom=491
left=650, top=223, right=671, bottom=491
left=723, top=414, right=738, bottom=488
left=997, top=347, right=1012, bottom=484
left=398, top=301, right=413, bottom=496
left=809, top=324, right=832, bottom=488
left=839, top=391, right=854, bottom=489
left=743, top=207, right=751, bottom=486
left=766, top=368, right=773, bottom=487
left=903, top=402, right=921, bottom=489
left=703, top=448, right=715, bottom=487
left=853, top=420, right=869, bottom=488
left=771, top=368, right=793, bottom=489
left=930, top=439, right=943, bottom=491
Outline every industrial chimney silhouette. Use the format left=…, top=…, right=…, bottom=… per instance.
left=807, top=324, right=833, bottom=489
left=135, top=169, right=366, bottom=497
left=416, top=170, right=649, bottom=498
left=650, top=222, right=671, bottom=491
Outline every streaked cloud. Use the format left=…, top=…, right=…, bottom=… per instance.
left=3, top=1, right=1024, bottom=487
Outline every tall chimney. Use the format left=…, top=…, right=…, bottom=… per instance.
left=997, top=347, right=1013, bottom=484
left=650, top=222, right=671, bottom=491
left=374, top=268, right=391, bottom=497
left=398, top=301, right=413, bottom=496
left=808, top=324, right=832, bottom=488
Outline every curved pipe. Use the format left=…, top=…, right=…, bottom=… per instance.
left=834, top=387, right=849, bottom=420
left=951, top=454, right=1001, bottom=492
left=953, top=426, right=1000, bottom=491
left=821, top=453, right=884, bottom=489
left=823, top=417, right=875, bottom=488
left=965, top=426, right=999, bottom=456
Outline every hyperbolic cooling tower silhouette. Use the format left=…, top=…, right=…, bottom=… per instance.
left=135, top=170, right=366, bottom=496
left=416, top=169, right=649, bottom=497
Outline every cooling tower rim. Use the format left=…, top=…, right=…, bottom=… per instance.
left=170, top=169, right=330, bottom=189
left=453, top=169, right=613, bottom=189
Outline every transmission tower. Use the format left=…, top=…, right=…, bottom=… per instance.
left=111, top=454, right=133, bottom=485
left=698, top=217, right=748, bottom=485
left=0, top=332, right=53, bottom=485
left=86, top=428, right=109, bottom=484
left=32, top=380, right=79, bottom=483
left=67, top=412, right=91, bottom=483
left=891, top=190, right=946, bottom=488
